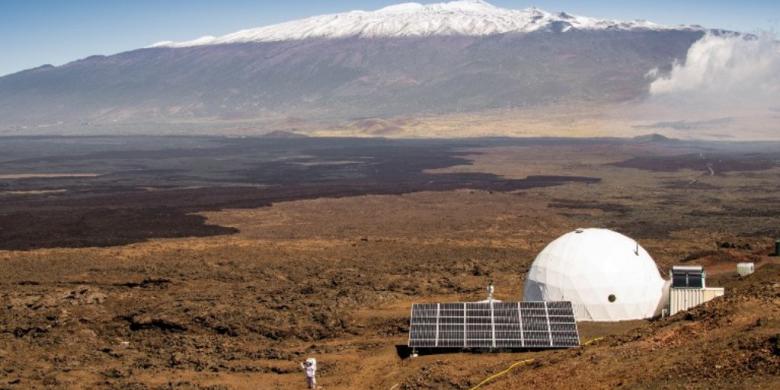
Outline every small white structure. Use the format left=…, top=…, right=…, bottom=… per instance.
left=668, top=265, right=725, bottom=316
left=737, top=262, right=755, bottom=277
left=523, top=228, right=666, bottom=322
left=476, top=283, right=502, bottom=303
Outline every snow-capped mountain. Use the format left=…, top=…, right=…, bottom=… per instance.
left=0, top=0, right=711, bottom=135
left=153, top=0, right=686, bottom=48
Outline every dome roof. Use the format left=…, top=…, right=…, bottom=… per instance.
left=523, top=228, right=666, bottom=322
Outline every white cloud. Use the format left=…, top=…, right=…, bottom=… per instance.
left=613, top=33, right=780, bottom=140
left=648, top=33, right=780, bottom=109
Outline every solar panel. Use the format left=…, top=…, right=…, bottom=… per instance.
left=671, top=266, right=705, bottom=288
left=409, top=301, right=580, bottom=349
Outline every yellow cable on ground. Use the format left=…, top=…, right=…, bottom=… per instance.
left=467, top=338, right=604, bottom=390
left=582, top=336, right=604, bottom=346
left=469, top=359, right=535, bottom=390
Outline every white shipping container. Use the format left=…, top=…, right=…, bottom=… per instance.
left=669, top=288, right=725, bottom=316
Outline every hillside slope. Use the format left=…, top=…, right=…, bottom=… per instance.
left=0, top=30, right=701, bottom=132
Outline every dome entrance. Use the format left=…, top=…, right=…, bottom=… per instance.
left=523, top=228, right=665, bottom=322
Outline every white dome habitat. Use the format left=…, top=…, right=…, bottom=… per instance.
left=523, top=228, right=667, bottom=322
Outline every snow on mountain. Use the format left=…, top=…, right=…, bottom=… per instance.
left=152, top=0, right=692, bottom=48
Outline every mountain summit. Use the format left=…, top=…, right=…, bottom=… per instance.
left=0, top=1, right=709, bottom=135
left=153, top=0, right=687, bottom=48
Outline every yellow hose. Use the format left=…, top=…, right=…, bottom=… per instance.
left=467, top=338, right=604, bottom=389
left=582, top=337, right=604, bottom=346
left=468, top=359, right=535, bottom=390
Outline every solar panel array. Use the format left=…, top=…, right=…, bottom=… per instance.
left=408, top=301, right=580, bottom=349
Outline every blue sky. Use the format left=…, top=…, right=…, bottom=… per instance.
left=1, top=0, right=778, bottom=76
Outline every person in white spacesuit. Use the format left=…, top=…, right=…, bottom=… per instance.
left=300, top=357, right=317, bottom=389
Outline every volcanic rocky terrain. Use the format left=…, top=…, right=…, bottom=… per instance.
left=0, top=136, right=778, bottom=389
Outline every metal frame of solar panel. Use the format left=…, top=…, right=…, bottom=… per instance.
left=408, top=301, right=579, bottom=350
